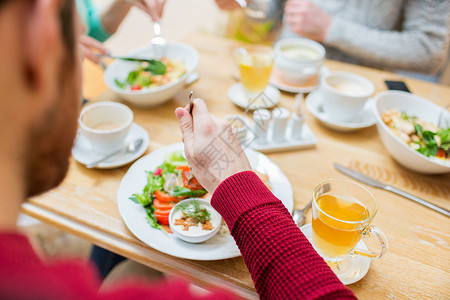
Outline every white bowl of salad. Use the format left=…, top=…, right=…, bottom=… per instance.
left=169, top=198, right=222, bottom=244
left=104, top=43, right=199, bottom=107
left=374, top=90, right=450, bottom=174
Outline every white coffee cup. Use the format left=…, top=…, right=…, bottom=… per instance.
left=274, top=38, right=325, bottom=84
left=321, top=72, right=374, bottom=122
left=79, top=101, right=133, bottom=154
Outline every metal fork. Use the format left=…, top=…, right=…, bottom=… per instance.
left=186, top=91, right=195, bottom=185
left=151, top=21, right=166, bottom=59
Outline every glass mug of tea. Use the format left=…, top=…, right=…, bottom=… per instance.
left=311, top=179, right=388, bottom=278
left=233, top=45, right=274, bottom=100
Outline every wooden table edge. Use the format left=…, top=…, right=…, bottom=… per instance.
left=22, top=202, right=259, bottom=300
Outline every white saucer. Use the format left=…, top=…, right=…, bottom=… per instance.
left=305, top=89, right=376, bottom=132
left=72, top=123, right=150, bottom=169
left=300, top=224, right=371, bottom=285
left=228, top=83, right=281, bottom=110
left=270, top=66, right=330, bottom=94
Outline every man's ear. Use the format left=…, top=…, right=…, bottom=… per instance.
left=23, top=0, right=63, bottom=106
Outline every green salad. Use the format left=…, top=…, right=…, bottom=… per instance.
left=130, top=151, right=207, bottom=231
left=382, top=109, right=450, bottom=161
left=115, top=57, right=186, bottom=91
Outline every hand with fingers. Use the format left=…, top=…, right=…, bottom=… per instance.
left=79, top=35, right=109, bottom=65
left=284, top=0, right=332, bottom=42
left=175, top=98, right=252, bottom=193
left=127, top=0, right=167, bottom=21
left=214, top=0, right=242, bottom=11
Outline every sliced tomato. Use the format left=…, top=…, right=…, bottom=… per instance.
left=436, top=148, right=446, bottom=158
left=154, top=190, right=176, bottom=203
left=154, top=211, right=169, bottom=225
left=176, top=165, right=190, bottom=173
left=153, top=200, right=175, bottom=211
left=130, top=84, right=142, bottom=91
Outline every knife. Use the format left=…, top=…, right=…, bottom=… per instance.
left=333, top=163, right=450, bottom=217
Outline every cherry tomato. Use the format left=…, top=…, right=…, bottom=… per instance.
left=130, top=85, right=142, bottom=91
left=154, top=190, right=176, bottom=203
left=436, top=148, right=446, bottom=158
left=153, top=168, right=162, bottom=176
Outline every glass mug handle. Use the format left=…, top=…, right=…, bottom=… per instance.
left=352, top=225, right=389, bottom=260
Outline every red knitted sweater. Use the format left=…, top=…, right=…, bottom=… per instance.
left=0, top=171, right=356, bottom=299
left=211, top=171, right=356, bottom=300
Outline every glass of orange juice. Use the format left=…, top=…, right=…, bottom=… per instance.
left=311, top=179, right=388, bottom=277
left=234, top=45, right=274, bottom=99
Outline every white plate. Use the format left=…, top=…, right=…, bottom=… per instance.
left=72, top=123, right=150, bottom=169
left=306, top=89, right=376, bottom=132
left=117, top=143, right=294, bottom=260
left=228, top=83, right=280, bottom=110
left=270, top=66, right=329, bottom=94
left=300, top=224, right=371, bottom=285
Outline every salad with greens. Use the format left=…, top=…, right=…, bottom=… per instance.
left=130, top=151, right=207, bottom=231
left=115, top=57, right=186, bottom=91
left=382, top=109, right=450, bottom=162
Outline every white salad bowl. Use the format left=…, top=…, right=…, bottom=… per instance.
left=169, top=198, right=222, bottom=244
left=374, top=90, right=450, bottom=174
left=104, top=43, right=199, bottom=107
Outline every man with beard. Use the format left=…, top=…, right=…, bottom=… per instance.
left=0, top=0, right=355, bottom=299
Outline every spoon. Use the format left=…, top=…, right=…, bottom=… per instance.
left=292, top=200, right=312, bottom=227
left=292, top=182, right=330, bottom=227
left=86, top=138, right=143, bottom=169
left=151, top=20, right=166, bottom=59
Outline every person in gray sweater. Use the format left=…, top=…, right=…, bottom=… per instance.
left=283, top=0, right=450, bottom=74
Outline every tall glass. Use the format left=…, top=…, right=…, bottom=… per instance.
left=234, top=45, right=274, bottom=100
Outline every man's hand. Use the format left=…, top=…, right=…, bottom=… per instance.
left=175, top=99, right=251, bottom=193
left=284, top=0, right=332, bottom=42
left=127, top=0, right=166, bottom=21
left=79, top=35, right=108, bottom=64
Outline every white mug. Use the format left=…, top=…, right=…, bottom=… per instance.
left=79, top=101, right=133, bottom=154
left=274, top=38, right=325, bottom=84
left=321, top=72, right=374, bottom=122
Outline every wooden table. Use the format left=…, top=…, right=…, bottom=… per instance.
left=23, top=33, right=450, bottom=299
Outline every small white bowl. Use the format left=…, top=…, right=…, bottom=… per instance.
left=104, top=43, right=199, bottom=107
left=274, top=38, right=325, bottom=84
left=169, top=198, right=222, bottom=244
left=374, top=90, right=450, bottom=174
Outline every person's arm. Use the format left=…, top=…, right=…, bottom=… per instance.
left=323, top=0, right=449, bottom=74
left=175, top=99, right=356, bottom=299
left=285, top=0, right=450, bottom=74
left=101, top=0, right=166, bottom=34
left=99, top=0, right=133, bottom=36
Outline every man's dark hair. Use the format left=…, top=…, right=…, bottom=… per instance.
left=0, top=0, right=76, bottom=57
left=60, top=0, right=76, bottom=57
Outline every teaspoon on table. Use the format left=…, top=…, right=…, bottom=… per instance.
left=292, top=182, right=330, bottom=227
left=292, top=200, right=312, bottom=227
left=86, top=138, right=143, bottom=169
